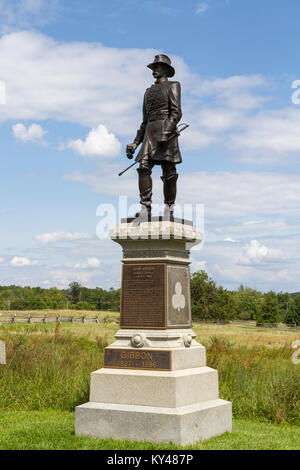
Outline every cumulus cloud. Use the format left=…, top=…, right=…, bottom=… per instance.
left=191, top=235, right=300, bottom=292
left=0, top=30, right=272, bottom=155
left=36, top=231, right=92, bottom=245
left=238, top=240, right=284, bottom=266
left=0, top=30, right=157, bottom=134
left=64, top=124, right=121, bottom=158
left=75, top=257, right=101, bottom=269
left=12, top=122, right=46, bottom=143
left=10, top=256, right=39, bottom=267
left=2, top=30, right=293, bottom=166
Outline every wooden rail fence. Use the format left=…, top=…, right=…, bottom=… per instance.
left=0, top=314, right=114, bottom=324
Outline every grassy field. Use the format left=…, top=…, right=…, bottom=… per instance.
left=0, top=318, right=299, bottom=450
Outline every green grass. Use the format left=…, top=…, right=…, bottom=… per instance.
left=1, top=326, right=299, bottom=424
left=0, top=410, right=299, bottom=450
left=0, top=324, right=107, bottom=411
left=206, top=336, right=300, bottom=425
left=1, top=323, right=299, bottom=449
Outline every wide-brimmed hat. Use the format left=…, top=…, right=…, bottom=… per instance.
left=147, top=54, right=175, bottom=77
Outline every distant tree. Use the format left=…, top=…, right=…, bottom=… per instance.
left=284, top=295, right=300, bottom=326
left=233, top=285, right=262, bottom=320
left=190, top=270, right=217, bottom=319
left=277, top=292, right=292, bottom=322
left=68, top=282, right=82, bottom=304
left=209, top=287, right=235, bottom=321
left=256, top=292, right=280, bottom=325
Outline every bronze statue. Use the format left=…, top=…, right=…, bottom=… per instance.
left=126, top=54, right=185, bottom=224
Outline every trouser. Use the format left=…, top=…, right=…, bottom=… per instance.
left=137, top=159, right=178, bottom=209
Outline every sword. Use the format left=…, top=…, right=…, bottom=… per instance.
left=118, top=123, right=189, bottom=177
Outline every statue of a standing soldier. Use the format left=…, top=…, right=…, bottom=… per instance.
left=126, top=54, right=183, bottom=223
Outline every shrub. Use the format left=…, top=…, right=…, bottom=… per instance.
left=239, top=311, right=251, bottom=321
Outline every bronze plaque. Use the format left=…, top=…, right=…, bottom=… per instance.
left=120, top=263, right=166, bottom=328
left=104, top=348, right=171, bottom=371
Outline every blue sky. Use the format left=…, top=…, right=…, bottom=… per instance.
left=0, top=0, right=300, bottom=292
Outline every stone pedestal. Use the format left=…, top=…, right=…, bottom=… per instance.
left=75, top=220, right=232, bottom=445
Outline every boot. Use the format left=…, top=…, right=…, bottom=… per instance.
left=137, top=168, right=152, bottom=208
left=132, top=204, right=151, bottom=226
left=161, top=174, right=178, bottom=221
left=132, top=168, right=152, bottom=226
left=163, top=203, right=175, bottom=220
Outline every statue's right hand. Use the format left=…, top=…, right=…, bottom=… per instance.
left=126, top=143, right=137, bottom=159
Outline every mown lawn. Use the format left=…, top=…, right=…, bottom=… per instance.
left=0, top=410, right=299, bottom=450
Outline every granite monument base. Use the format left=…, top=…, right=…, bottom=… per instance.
left=75, top=221, right=232, bottom=444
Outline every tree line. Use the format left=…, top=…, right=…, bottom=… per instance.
left=190, top=271, right=300, bottom=325
left=0, top=271, right=299, bottom=325
left=0, top=282, right=120, bottom=312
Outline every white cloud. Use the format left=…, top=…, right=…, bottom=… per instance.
left=36, top=231, right=92, bottom=245
left=0, top=30, right=270, bottom=151
left=191, top=235, right=300, bottom=292
left=192, top=260, right=207, bottom=271
left=75, top=257, right=101, bottom=269
left=196, top=2, right=209, bottom=14
left=229, top=107, right=300, bottom=164
left=178, top=171, right=300, bottom=219
left=238, top=240, right=284, bottom=266
left=12, top=122, right=46, bottom=143
left=49, top=269, right=93, bottom=288
left=64, top=124, right=121, bottom=158
left=0, top=28, right=298, bottom=169
left=0, top=30, right=157, bottom=134
left=3, top=30, right=293, bottom=167
left=216, top=220, right=297, bottom=238
left=224, top=238, right=239, bottom=243
left=67, top=168, right=300, bottom=221
left=10, top=256, right=39, bottom=267
left=187, top=74, right=267, bottom=108
left=0, top=79, right=6, bottom=104
left=0, top=0, right=58, bottom=33
left=0, top=257, right=4, bottom=263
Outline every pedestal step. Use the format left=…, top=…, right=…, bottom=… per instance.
left=75, top=399, right=232, bottom=446
left=90, top=366, right=219, bottom=408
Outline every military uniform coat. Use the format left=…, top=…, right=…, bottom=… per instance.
left=134, top=79, right=182, bottom=164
